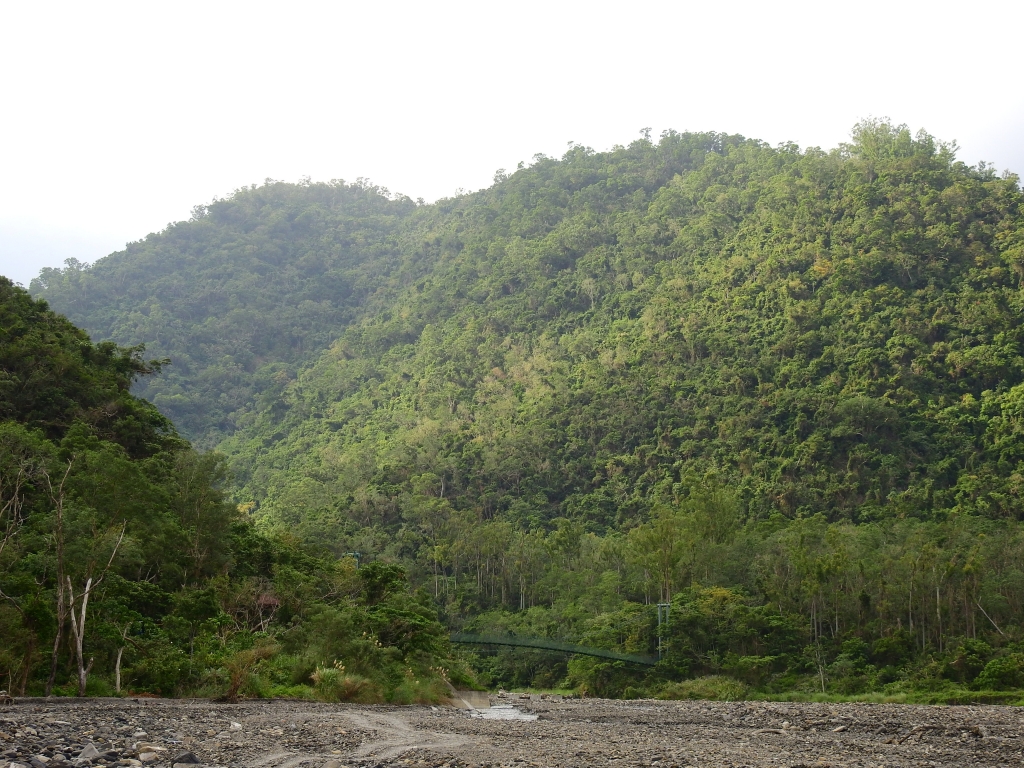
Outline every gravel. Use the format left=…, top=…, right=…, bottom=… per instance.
left=2, top=693, right=1022, bottom=767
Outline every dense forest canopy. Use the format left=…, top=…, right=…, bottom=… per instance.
left=0, top=279, right=460, bottom=700
left=23, top=120, right=1024, bottom=700
left=224, top=123, right=1024, bottom=528
left=31, top=180, right=422, bottom=447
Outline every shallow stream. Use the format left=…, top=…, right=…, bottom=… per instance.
left=469, top=704, right=538, bottom=721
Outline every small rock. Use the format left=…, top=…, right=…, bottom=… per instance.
left=138, top=753, right=159, bottom=764
left=76, top=745, right=100, bottom=761
left=228, top=722, right=241, bottom=731
left=170, top=753, right=199, bottom=765
left=322, top=762, right=343, bottom=768
left=131, top=732, right=147, bottom=739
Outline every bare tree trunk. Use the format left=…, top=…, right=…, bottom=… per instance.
left=67, top=575, right=92, bottom=697
left=115, top=646, right=124, bottom=693
left=65, top=523, right=126, bottom=697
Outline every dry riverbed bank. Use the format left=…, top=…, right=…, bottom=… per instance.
left=2, top=694, right=1022, bottom=768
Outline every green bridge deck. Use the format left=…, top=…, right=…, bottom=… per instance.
left=450, top=632, right=658, bottom=666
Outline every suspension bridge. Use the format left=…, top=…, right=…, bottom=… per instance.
left=450, top=632, right=658, bottom=666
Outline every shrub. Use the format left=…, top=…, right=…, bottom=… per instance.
left=389, top=669, right=450, bottom=705
left=223, top=643, right=279, bottom=702
left=974, top=654, right=1024, bottom=691
left=311, top=661, right=383, bottom=703
left=657, top=676, right=749, bottom=701
left=944, top=639, right=993, bottom=684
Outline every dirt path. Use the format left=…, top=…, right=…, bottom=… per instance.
left=2, top=694, right=1022, bottom=767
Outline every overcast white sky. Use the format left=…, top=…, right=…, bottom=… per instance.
left=2, top=0, right=1022, bottom=287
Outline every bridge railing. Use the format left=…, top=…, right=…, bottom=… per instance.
left=450, top=632, right=657, bottom=666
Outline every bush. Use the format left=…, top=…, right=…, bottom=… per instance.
left=657, top=676, right=749, bottom=701
left=310, top=661, right=383, bottom=703
left=222, top=642, right=279, bottom=701
left=127, top=637, right=189, bottom=695
left=944, top=639, right=993, bottom=684
left=871, top=631, right=915, bottom=668
left=974, top=654, right=1024, bottom=691
left=389, top=670, right=450, bottom=705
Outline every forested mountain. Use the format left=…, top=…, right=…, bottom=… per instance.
left=0, top=279, right=459, bottom=699
left=27, top=121, right=1024, bottom=700
left=32, top=181, right=422, bottom=446
left=225, top=125, right=1024, bottom=529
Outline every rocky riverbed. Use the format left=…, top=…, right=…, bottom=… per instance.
left=1, top=693, right=1022, bottom=768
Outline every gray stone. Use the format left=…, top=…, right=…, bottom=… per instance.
left=322, top=762, right=343, bottom=768
left=169, top=754, right=198, bottom=765
left=76, top=745, right=100, bottom=761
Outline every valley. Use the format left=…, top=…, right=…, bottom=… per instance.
left=6, top=120, right=1024, bottom=701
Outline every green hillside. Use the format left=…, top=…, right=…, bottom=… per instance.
left=32, top=180, right=421, bottom=446
left=227, top=123, right=1024, bottom=527
left=30, top=121, right=1024, bottom=700
left=0, top=279, right=459, bottom=700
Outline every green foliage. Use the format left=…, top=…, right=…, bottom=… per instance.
left=31, top=181, right=421, bottom=447
left=0, top=280, right=457, bottom=701
left=20, top=121, right=1024, bottom=700
left=974, top=653, right=1024, bottom=691
left=310, top=661, right=382, bottom=703
left=657, top=676, right=749, bottom=701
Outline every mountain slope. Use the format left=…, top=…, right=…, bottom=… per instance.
left=0, top=279, right=459, bottom=699
left=222, top=124, right=1024, bottom=536
left=26, top=122, right=1024, bottom=698
left=32, top=180, right=422, bottom=445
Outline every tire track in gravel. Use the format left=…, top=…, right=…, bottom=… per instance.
left=343, top=711, right=474, bottom=761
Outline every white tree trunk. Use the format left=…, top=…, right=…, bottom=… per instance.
left=67, top=575, right=92, bottom=697
left=115, top=646, right=124, bottom=693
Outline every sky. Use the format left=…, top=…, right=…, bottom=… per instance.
left=1, top=0, right=1022, bottom=287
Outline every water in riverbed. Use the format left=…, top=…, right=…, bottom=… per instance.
left=470, top=704, right=538, bottom=721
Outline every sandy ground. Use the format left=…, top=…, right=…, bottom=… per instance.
left=2, top=693, right=1023, bottom=767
